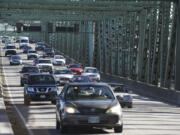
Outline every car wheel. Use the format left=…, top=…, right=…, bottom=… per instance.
left=20, top=81, right=24, bottom=86
left=59, top=121, right=68, bottom=133
left=51, top=100, right=56, bottom=105
left=24, top=97, right=30, bottom=105
left=27, top=57, right=29, bottom=60
left=114, top=125, right=123, bottom=133
left=56, top=119, right=60, bottom=130
left=128, top=104, right=133, bottom=108
left=10, top=62, right=12, bottom=65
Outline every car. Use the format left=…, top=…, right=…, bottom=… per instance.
left=52, top=55, right=66, bottom=65
left=24, top=74, right=58, bottom=105
left=20, top=66, right=39, bottom=86
left=70, top=75, right=92, bottom=83
left=68, top=64, right=83, bottom=75
left=29, top=38, right=36, bottom=43
left=36, top=59, right=53, bottom=74
left=82, top=67, right=100, bottom=81
left=54, top=68, right=73, bottom=85
left=2, top=36, right=9, bottom=43
left=5, top=45, right=16, bottom=56
left=56, top=82, right=123, bottom=133
left=23, top=46, right=32, bottom=53
left=27, top=50, right=38, bottom=59
left=19, top=37, right=29, bottom=49
left=9, top=55, right=22, bottom=65
left=35, top=42, right=46, bottom=51
left=108, top=83, right=133, bottom=108
left=43, top=48, right=55, bottom=57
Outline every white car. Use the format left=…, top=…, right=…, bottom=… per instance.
left=54, top=68, right=73, bottom=85
left=82, top=67, right=100, bottom=81
left=53, top=55, right=66, bottom=65
left=36, top=59, right=53, bottom=73
left=27, top=50, right=39, bottom=60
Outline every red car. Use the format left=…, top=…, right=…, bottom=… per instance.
left=20, top=66, right=39, bottom=86
left=70, top=75, right=92, bottom=83
left=68, top=64, right=83, bottom=75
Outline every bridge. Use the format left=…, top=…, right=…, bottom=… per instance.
left=0, top=0, right=180, bottom=135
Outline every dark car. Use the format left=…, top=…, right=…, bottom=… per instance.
left=43, top=48, right=55, bottom=58
left=68, top=64, right=83, bottom=75
left=70, top=75, right=92, bottom=83
left=27, top=50, right=38, bottom=60
left=56, top=83, right=123, bottom=133
left=35, top=42, right=46, bottom=51
left=108, top=83, right=133, bottom=108
left=20, top=66, right=39, bottom=86
left=23, top=46, right=32, bottom=53
left=9, top=55, right=22, bottom=65
left=5, top=45, right=16, bottom=56
left=24, top=74, right=58, bottom=105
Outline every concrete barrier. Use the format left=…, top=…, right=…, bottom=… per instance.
left=101, top=73, right=180, bottom=106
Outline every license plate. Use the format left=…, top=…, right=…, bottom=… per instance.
left=88, top=116, right=99, bottom=123
left=40, top=95, right=46, bottom=98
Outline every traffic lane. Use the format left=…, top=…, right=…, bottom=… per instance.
left=1, top=46, right=122, bottom=135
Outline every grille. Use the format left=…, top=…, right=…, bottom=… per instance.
left=60, top=78, right=70, bottom=81
left=78, top=108, right=106, bottom=115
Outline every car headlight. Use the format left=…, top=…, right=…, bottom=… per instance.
left=27, top=87, right=34, bottom=92
left=123, top=95, right=132, bottom=101
left=65, top=107, right=79, bottom=114
left=106, top=104, right=122, bottom=115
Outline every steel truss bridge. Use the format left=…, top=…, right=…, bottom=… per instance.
left=0, top=0, right=180, bottom=90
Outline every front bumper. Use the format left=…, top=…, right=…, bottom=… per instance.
left=60, top=114, right=122, bottom=128
left=25, top=92, right=57, bottom=101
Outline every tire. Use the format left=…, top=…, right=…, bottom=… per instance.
left=21, top=81, right=24, bottom=86
left=24, top=97, right=30, bottom=105
left=51, top=100, right=56, bottom=105
left=114, top=125, right=123, bottom=133
left=56, top=119, right=60, bottom=130
left=128, top=104, right=133, bottom=108
left=27, top=57, right=29, bottom=60
left=59, top=121, right=68, bottom=133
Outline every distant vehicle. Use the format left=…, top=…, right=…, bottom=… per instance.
left=43, top=48, right=55, bottom=58
left=23, top=46, right=32, bottom=53
left=19, top=37, right=29, bottom=49
left=35, top=42, right=46, bottom=51
left=108, top=83, right=133, bottom=108
left=2, top=36, right=9, bottom=43
left=82, top=67, right=100, bottom=81
left=70, top=75, right=92, bottom=83
left=36, top=59, right=53, bottom=74
left=29, top=38, right=36, bottom=43
left=27, top=50, right=38, bottom=60
left=68, top=64, right=83, bottom=75
left=9, top=55, right=22, bottom=65
left=20, top=66, right=39, bottom=86
left=52, top=55, right=66, bottom=65
left=56, top=83, right=123, bottom=133
left=5, top=45, right=16, bottom=56
left=54, top=68, right=73, bottom=85
left=24, top=74, right=58, bottom=105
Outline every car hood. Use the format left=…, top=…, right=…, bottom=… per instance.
left=67, top=100, right=117, bottom=110
left=82, top=73, right=99, bottom=76
left=38, top=63, right=53, bottom=66
left=54, top=74, right=73, bottom=78
left=54, top=59, right=65, bottom=62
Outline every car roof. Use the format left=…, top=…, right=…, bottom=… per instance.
left=29, top=73, right=53, bottom=76
left=68, top=82, right=110, bottom=87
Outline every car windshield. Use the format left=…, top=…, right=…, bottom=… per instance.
left=29, top=51, right=36, bottom=53
left=24, top=46, right=31, bottom=49
left=45, top=48, right=52, bottom=52
left=21, top=40, right=28, bottom=43
left=69, top=64, right=81, bottom=68
left=66, top=86, right=114, bottom=100
left=84, top=68, right=98, bottom=73
left=113, top=86, right=128, bottom=93
left=22, top=67, right=39, bottom=73
left=55, top=55, right=64, bottom=59
left=12, top=56, right=20, bottom=60
left=28, top=75, right=55, bottom=85
left=39, top=60, right=51, bottom=63
left=72, top=76, right=91, bottom=82
left=6, top=46, right=15, bottom=49
left=54, top=70, right=72, bottom=74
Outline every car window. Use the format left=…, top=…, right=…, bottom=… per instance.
left=21, top=40, right=28, bottom=43
left=66, top=86, right=114, bottom=100
left=22, top=67, right=39, bottom=73
left=39, top=60, right=51, bottom=63
left=72, top=76, right=91, bottom=82
left=28, top=75, right=55, bottom=85
left=55, top=55, right=64, bottom=59
left=12, top=56, right=20, bottom=59
left=29, top=51, right=36, bottom=53
left=69, top=64, right=81, bottom=68
left=6, top=46, right=16, bottom=49
left=84, top=68, right=97, bottom=73
left=54, top=70, right=72, bottom=74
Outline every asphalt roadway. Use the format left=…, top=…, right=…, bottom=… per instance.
left=1, top=43, right=180, bottom=135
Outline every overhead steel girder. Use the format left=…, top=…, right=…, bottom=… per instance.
left=0, top=0, right=160, bottom=12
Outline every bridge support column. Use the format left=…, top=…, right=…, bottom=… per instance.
left=175, top=1, right=180, bottom=90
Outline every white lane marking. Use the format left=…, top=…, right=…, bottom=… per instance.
left=1, top=47, right=34, bottom=135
